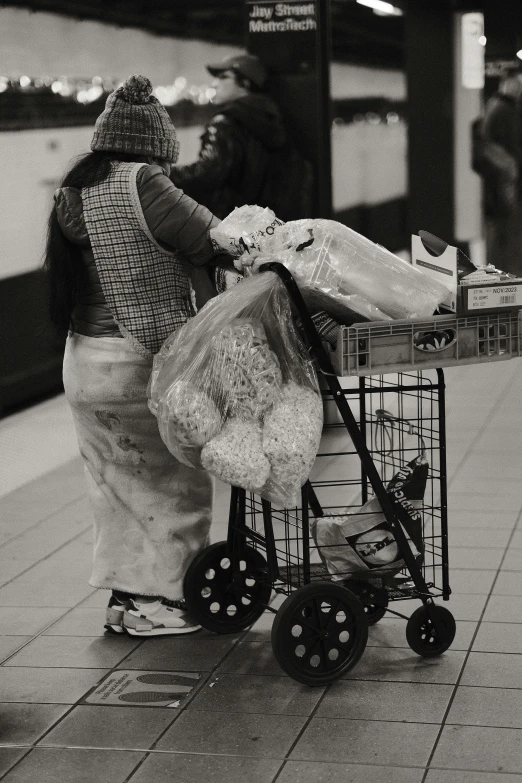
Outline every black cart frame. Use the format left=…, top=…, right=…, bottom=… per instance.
left=184, top=263, right=456, bottom=684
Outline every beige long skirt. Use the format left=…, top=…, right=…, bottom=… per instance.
left=63, top=333, right=213, bottom=601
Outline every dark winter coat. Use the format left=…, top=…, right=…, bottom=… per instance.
left=483, top=93, right=522, bottom=164
left=171, top=93, right=287, bottom=219
left=482, top=93, right=522, bottom=216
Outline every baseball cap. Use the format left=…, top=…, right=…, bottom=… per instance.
left=206, top=53, right=268, bottom=89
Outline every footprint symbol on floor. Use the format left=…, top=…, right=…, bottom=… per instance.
left=118, top=691, right=186, bottom=704
left=136, top=673, right=198, bottom=687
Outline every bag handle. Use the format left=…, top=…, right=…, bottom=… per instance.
left=374, top=409, right=427, bottom=473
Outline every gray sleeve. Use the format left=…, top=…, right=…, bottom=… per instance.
left=137, top=165, right=220, bottom=267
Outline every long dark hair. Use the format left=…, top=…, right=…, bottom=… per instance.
left=43, top=150, right=153, bottom=338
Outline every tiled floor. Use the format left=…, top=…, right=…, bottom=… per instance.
left=1, top=358, right=522, bottom=782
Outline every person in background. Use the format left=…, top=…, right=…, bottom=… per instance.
left=172, top=53, right=339, bottom=343
left=44, top=75, right=228, bottom=637
left=481, top=66, right=522, bottom=276
left=171, top=52, right=287, bottom=219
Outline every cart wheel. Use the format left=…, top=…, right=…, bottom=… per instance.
left=406, top=605, right=456, bottom=657
left=344, top=578, right=389, bottom=626
left=183, top=541, right=271, bottom=634
left=271, top=582, right=368, bottom=685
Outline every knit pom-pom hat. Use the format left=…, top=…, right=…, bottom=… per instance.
left=91, top=74, right=179, bottom=163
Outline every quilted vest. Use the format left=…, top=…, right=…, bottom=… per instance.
left=82, top=162, right=195, bottom=356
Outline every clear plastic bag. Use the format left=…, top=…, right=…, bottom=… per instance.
left=210, top=208, right=450, bottom=321
left=210, top=205, right=284, bottom=258
left=148, top=272, right=323, bottom=507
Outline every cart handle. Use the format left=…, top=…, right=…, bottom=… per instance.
left=258, top=263, right=445, bottom=627
left=258, top=261, right=338, bottom=378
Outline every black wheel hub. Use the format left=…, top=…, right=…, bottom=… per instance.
left=286, top=596, right=357, bottom=675
left=184, top=542, right=272, bottom=633
left=406, top=604, right=456, bottom=658
left=419, top=619, right=438, bottom=646
left=271, top=582, right=369, bottom=685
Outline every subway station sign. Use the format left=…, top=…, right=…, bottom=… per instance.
left=247, top=2, right=317, bottom=33
left=245, top=0, right=332, bottom=217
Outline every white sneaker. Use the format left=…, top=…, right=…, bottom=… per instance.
left=104, top=594, right=133, bottom=634
left=123, top=598, right=201, bottom=636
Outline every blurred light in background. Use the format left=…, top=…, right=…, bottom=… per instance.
left=0, top=73, right=217, bottom=105
left=356, top=0, right=403, bottom=17
left=76, top=85, right=103, bottom=104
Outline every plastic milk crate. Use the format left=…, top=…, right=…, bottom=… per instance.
left=331, top=310, right=522, bottom=376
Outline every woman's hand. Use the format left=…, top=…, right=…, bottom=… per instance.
left=233, top=253, right=272, bottom=274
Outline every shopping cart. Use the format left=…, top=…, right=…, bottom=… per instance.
left=183, top=262, right=456, bottom=685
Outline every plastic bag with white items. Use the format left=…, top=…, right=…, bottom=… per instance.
left=211, top=207, right=388, bottom=324
left=148, top=271, right=323, bottom=508
left=210, top=207, right=450, bottom=321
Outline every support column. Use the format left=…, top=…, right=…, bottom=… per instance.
left=404, top=2, right=483, bottom=258
left=245, top=0, right=332, bottom=218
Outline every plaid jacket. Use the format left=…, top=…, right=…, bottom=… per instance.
left=82, top=162, right=195, bottom=356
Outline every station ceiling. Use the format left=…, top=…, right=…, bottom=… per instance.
left=0, top=0, right=483, bottom=70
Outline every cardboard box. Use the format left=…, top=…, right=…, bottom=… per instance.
left=411, top=234, right=458, bottom=312
left=459, top=277, right=522, bottom=315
